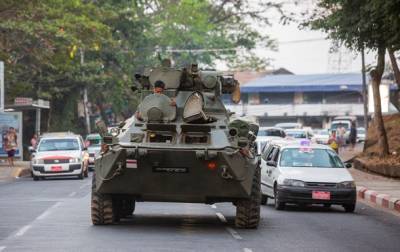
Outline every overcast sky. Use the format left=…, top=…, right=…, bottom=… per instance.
left=231, top=0, right=378, bottom=74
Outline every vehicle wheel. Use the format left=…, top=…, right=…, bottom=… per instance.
left=115, top=199, right=136, bottom=218
left=235, top=167, right=261, bottom=229
left=78, top=169, right=84, bottom=180
left=274, top=186, right=285, bottom=210
left=91, top=173, right=116, bottom=225
left=261, top=195, right=268, bottom=205
left=33, top=176, right=39, bottom=181
left=343, top=203, right=355, bottom=213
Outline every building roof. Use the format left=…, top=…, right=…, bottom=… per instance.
left=241, top=73, right=365, bottom=93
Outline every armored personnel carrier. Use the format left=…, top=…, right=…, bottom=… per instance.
left=91, top=63, right=261, bottom=228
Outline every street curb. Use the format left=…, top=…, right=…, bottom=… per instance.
left=357, top=186, right=400, bottom=214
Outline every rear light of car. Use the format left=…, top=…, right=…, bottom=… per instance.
left=207, top=161, right=217, bottom=170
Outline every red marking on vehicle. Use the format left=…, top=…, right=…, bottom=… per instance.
left=41, top=156, right=73, bottom=160
left=312, top=191, right=331, bottom=200
left=207, top=161, right=217, bottom=170
left=126, top=159, right=137, bottom=168
left=51, top=166, right=62, bottom=172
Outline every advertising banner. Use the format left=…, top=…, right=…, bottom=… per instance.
left=0, top=112, right=23, bottom=158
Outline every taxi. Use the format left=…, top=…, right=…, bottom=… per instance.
left=85, top=133, right=102, bottom=170
left=260, top=139, right=356, bottom=212
left=31, top=132, right=88, bottom=180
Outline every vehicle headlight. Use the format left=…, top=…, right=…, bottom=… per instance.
left=69, top=158, right=80, bottom=163
left=337, top=181, right=356, bottom=189
left=32, top=159, right=44, bottom=165
left=283, top=179, right=305, bottom=187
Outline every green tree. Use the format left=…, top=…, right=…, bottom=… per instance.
left=305, top=0, right=399, bottom=157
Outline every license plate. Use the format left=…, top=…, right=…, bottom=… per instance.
left=51, top=166, right=62, bottom=172
left=312, top=191, right=331, bottom=200
left=153, top=167, right=188, bottom=173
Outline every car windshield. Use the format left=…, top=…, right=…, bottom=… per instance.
left=331, top=123, right=349, bottom=130
left=316, top=130, right=329, bottom=135
left=280, top=148, right=344, bottom=168
left=286, top=131, right=307, bottom=139
left=38, top=138, right=80, bottom=151
left=87, top=138, right=101, bottom=146
left=258, top=129, right=284, bottom=137
left=358, top=128, right=365, bottom=134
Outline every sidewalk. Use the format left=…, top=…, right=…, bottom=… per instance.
left=339, top=144, right=400, bottom=214
left=0, top=160, right=31, bottom=181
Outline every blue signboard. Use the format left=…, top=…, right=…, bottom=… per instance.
left=0, top=112, right=23, bottom=157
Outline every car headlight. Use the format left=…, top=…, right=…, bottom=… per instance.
left=283, top=179, right=305, bottom=187
left=69, top=158, right=81, bottom=163
left=32, top=159, right=44, bottom=165
left=337, top=181, right=356, bottom=189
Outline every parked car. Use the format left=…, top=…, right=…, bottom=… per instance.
left=31, top=132, right=88, bottom=180
left=275, top=122, right=302, bottom=130
left=357, top=127, right=366, bottom=142
left=260, top=141, right=356, bottom=212
left=313, top=129, right=330, bottom=144
left=285, top=129, right=315, bottom=142
left=256, top=127, right=286, bottom=154
left=85, top=133, right=102, bottom=170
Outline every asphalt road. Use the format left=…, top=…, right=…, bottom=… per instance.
left=0, top=174, right=400, bottom=252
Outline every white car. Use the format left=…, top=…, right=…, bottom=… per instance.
left=85, top=133, right=102, bottom=169
left=313, top=129, right=330, bottom=144
left=260, top=141, right=356, bottom=212
left=256, top=127, right=286, bottom=154
left=285, top=129, right=315, bottom=142
left=357, top=127, right=366, bottom=142
left=31, top=132, right=88, bottom=180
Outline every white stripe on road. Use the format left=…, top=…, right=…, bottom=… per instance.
left=36, top=202, right=62, bottom=221
left=243, top=248, right=253, bottom=252
left=69, top=192, right=77, bottom=197
left=15, top=225, right=31, bottom=237
left=216, top=212, right=227, bottom=223
left=0, top=246, right=6, bottom=251
left=226, top=227, right=243, bottom=240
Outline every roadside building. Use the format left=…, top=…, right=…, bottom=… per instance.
left=225, top=73, right=396, bottom=128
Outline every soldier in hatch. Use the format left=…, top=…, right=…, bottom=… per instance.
left=135, top=80, right=176, bottom=120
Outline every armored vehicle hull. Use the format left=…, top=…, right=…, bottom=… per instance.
left=91, top=66, right=261, bottom=228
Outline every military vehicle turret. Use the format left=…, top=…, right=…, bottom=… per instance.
left=91, top=63, right=261, bottom=228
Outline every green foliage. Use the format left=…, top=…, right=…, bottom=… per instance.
left=0, top=0, right=279, bottom=132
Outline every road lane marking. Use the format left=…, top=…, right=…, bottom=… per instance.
left=216, top=212, right=227, bottom=223
left=211, top=204, right=217, bottom=209
left=243, top=248, right=253, bottom=252
left=69, top=192, right=77, bottom=197
left=36, top=202, right=61, bottom=221
left=226, top=227, right=242, bottom=240
left=0, top=246, right=6, bottom=251
left=15, top=225, right=31, bottom=237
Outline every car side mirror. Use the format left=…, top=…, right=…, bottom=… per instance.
left=266, top=161, right=277, bottom=167
left=28, top=146, right=36, bottom=153
left=345, top=163, right=352, bottom=168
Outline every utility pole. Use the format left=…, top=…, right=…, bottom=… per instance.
left=361, top=46, right=369, bottom=130
left=80, top=48, right=91, bottom=134
left=0, top=61, right=4, bottom=112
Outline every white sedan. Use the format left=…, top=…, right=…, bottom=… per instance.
left=260, top=141, right=356, bottom=212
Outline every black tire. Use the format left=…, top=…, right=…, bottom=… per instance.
left=78, top=169, right=84, bottom=180
left=343, top=203, right=356, bottom=213
left=33, top=176, right=39, bottom=181
left=235, top=167, right=261, bottom=229
left=261, top=195, right=268, bottom=205
left=274, top=186, right=285, bottom=210
left=91, top=173, right=116, bottom=225
left=115, top=199, right=136, bottom=218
